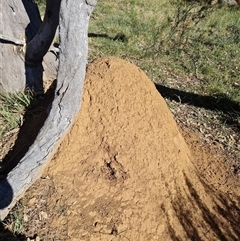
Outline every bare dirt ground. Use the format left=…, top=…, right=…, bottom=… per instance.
left=1, top=57, right=240, bottom=241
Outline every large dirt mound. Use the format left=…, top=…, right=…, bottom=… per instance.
left=24, top=57, right=239, bottom=240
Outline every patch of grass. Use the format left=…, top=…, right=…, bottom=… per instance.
left=1, top=202, right=25, bottom=236
left=0, top=90, right=33, bottom=139
left=157, top=1, right=240, bottom=100
left=88, top=0, right=240, bottom=103
left=34, top=0, right=46, bottom=16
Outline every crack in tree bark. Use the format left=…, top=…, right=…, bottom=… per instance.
left=0, top=34, right=25, bottom=46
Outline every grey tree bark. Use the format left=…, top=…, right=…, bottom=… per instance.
left=0, top=0, right=59, bottom=93
left=0, top=0, right=97, bottom=220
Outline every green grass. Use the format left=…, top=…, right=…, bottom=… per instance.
left=88, top=0, right=240, bottom=102
left=34, top=0, right=46, bottom=17
left=1, top=202, right=25, bottom=239
left=33, top=0, right=240, bottom=102
left=35, top=0, right=240, bottom=102
left=0, top=90, right=33, bottom=139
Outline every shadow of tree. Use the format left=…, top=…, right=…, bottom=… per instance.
left=155, top=84, right=240, bottom=114
left=0, top=179, right=13, bottom=211
left=164, top=173, right=240, bottom=241
left=155, top=84, right=240, bottom=127
left=0, top=221, right=26, bottom=241
left=0, top=80, right=56, bottom=180
left=88, top=32, right=128, bottom=43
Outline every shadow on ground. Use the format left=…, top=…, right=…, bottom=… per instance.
left=0, top=80, right=56, bottom=180
left=163, top=173, right=240, bottom=241
left=155, top=84, right=240, bottom=127
left=88, top=32, right=128, bottom=43
left=0, top=221, right=27, bottom=241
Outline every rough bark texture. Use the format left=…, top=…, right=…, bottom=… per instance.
left=0, top=0, right=58, bottom=93
left=0, top=0, right=97, bottom=220
left=0, top=0, right=37, bottom=92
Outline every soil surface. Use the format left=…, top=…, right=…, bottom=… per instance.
left=2, top=57, right=240, bottom=240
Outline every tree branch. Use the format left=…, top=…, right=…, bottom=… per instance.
left=25, top=0, right=61, bottom=64
left=0, top=34, right=25, bottom=46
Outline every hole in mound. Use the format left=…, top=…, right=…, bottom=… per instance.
left=101, top=155, right=128, bottom=182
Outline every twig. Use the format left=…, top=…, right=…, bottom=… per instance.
left=0, top=34, right=25, bottom=46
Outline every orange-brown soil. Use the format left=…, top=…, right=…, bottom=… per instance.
left=19, top=57, right=240, bottom=241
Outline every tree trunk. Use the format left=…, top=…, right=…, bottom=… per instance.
left=0, top=0, right=58, bottom=93
left=0, top=0, right=97, bottom=220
